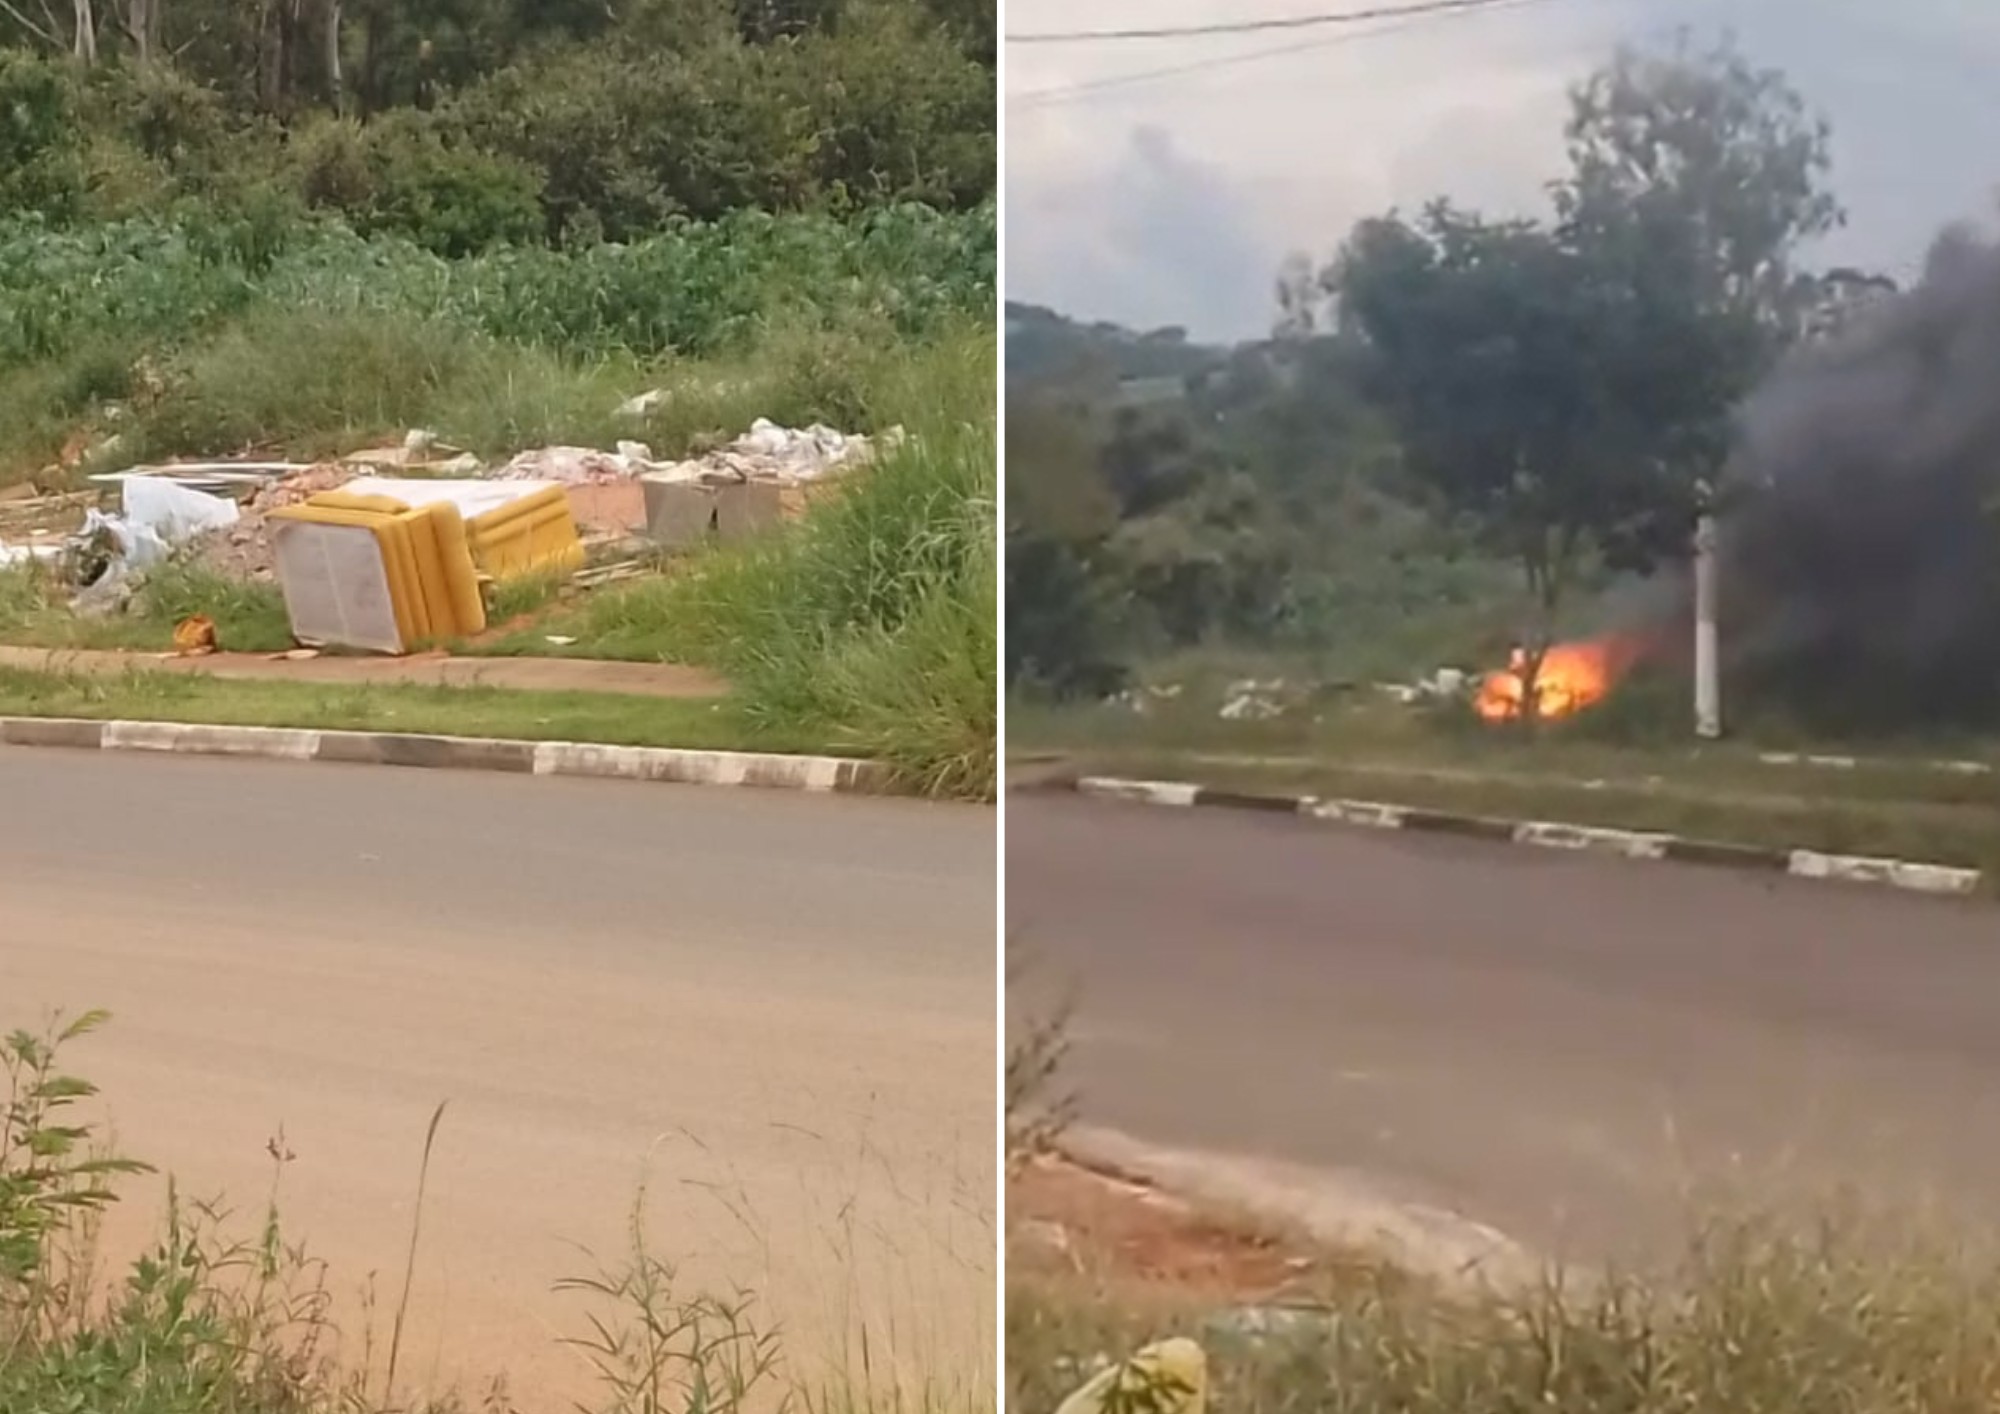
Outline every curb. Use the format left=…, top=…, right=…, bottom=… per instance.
left=0, top=716, right=889, bottom=795
left=1072, top=775, right=1984, bottom=898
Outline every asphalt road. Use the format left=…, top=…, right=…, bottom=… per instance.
left=1009, top=793, right=2000, bottom=1269
left=0, top=750, right=995, bottom=1407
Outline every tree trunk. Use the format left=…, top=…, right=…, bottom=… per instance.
left=71, top=0, right=96, bottom=62
left=324, top=0, right=343, bottom=114
left=258, top=0, right=284, bottom=111
left=124, top=0, right=159, bottom=63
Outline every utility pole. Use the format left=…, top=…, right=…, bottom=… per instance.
left=1693, top=508, right=1721, bottom=739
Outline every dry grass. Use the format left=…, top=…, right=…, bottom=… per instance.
left=1011, top=1210, right=2000, bottom=1414
left=3, top=1010, right=994, bottom=1414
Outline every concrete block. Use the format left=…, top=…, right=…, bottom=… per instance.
left=640, top=477, right=718, bottom=549
left=715, top=480, right=786, bottom=542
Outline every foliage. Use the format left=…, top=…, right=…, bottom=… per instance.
left=1330, top=204, right=1669, bottom=687
left=1013, top=1215, right=2000, bottom=1414
left=1318, top=37, right=1844, bottom=705
left=1, top=1011, right=149, bottom=1297
left=0, top=201, right=993, bottom=373
left=0, top=50, right=83, bottom=216
left=0, top=1010, right=991, bottom=1412
left=526, top=331, right=998, bottom=798
left=0, top=0, right=993, bottom=246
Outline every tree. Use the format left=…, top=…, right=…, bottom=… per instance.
left=1555, top=32, right=1843, bottom=507
left=1005, top=393, right=1130, bottom=698
left=1332, top=204, right=1676, bottom=714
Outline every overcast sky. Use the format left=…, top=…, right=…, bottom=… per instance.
left=1004, top=0, right=2000, bottom=341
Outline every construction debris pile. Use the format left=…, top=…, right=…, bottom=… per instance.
left=0, top=413, right=888, bottom=656
left=636, top=419, right=898, bottom=549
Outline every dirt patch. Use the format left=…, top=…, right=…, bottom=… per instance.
left=0, top=645, right=727, bottom=698
left=1009, top=1152, right=1365, bottom=1305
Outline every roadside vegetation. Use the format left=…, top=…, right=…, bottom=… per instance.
left=1013, top=683, right=2000, bottom=879
left=0, top=0, right=996, bottom=800
left=1005, top=976, right=2000, bottom=1414
left=1012, top=1219, right=2000, bottom=1414
left=4, top=1009, right=992, bottom=1414
left=0, top=664, right=833, bottom=754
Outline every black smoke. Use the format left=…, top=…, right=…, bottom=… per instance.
left=1714, top=222, right=2000, bottom=728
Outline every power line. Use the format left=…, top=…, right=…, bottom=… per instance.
left=1007, top=0, right=1537, bottom=46
left=1012, top=0, right=1557, bottom=108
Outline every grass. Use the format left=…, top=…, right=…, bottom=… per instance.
left=1015, top=664, right=2000, bottom=871
left=0, top=559, right=295, bottom=654
left=0, top=238, right=995, bottom=802
left=4, top=1010, right=995, bottom=1414
left=0, top=664, right=849, bottom=755
left=0, top=203, right=992, bottom=477
left=1010, top=1210, right=2000, bottom=1414
left=1005, top=987, right=2000, bottom=1414
left=484, top=329, right=998, bottom=799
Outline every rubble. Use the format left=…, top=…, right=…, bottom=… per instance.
left=196, top=465, right=353, bottom=581
left=642, top=418, right=899, bottom=486
left=1219, top=679, right=1288, bottom=721
left=636, top=419, right=899, bottom=548
left=24, top=417, right=885, bottom=623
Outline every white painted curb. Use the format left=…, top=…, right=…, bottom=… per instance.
left=1078, top=776, right=1202, bottom=807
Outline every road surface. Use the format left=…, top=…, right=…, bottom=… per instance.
left=1009, top=792, right=2000, bottom=1270
left=1, top=750, right=994, bottom=1407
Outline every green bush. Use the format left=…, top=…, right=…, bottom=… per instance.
left=0, top=201, right=993, bottom=374
left=0, top=53, right=84, bottom=219
left=291, top=112, right=545, bottom=257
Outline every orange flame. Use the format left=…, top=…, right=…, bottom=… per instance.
left=1474, top=638, right=1626, bottom=722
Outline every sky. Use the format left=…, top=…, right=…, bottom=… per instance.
left=1004, top=0, right=2000, bottom=341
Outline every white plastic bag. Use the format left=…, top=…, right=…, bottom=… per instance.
left=121, top=476, right=240, bottom=544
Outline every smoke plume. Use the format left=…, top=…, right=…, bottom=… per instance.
left=1715, top=221, right=2000, bottom=726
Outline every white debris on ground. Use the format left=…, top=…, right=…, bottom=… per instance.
left=502, top=418, right=902, bottom=489
left=493, top=445, right=644, bottom=485
left=34, top=414, right=888, bottom=601
left=0, top=541, right=61, bottom=569
left=67, top=475, right=245, bottom=611
left=1374, top=668, right=1473, bottom=705
left=1108, top=683, right=1184, bottom=715
left=644, top=419, right=901, bottom=486
left=613, top=378, right=756, bottom=419
left=1219, top=679, right=1289, bottom=721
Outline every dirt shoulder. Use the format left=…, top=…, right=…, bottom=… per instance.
left=0, top=645, right=725, bottom=699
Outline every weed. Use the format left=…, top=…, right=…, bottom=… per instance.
left=3, top=1011, right=993, bottom=1413
left=1005, top=951, right=1074, bottom=1177
left=1011, top=1214, right=2000, bottom=1414
left=558, top=1181, right=791, bottom=1414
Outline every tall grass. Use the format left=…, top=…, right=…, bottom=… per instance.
left=1011, top=1214, right=2000, bottom=1414
left=0, top=202, right=992, bottom=474
left=1005, top=998, right=2000, bottom=1414
left=0, top=203, right=993, bottom=371
left=536, top=329, right=998, bottom=799
left=4, top=1011, right=993, bottom=1414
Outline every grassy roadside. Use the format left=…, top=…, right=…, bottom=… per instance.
left=478, top=337, right=998, bottom=798
left=5, top=1011, right=992, bottom=1414
left=1010, top=1216, right=2000, bottom=1414
left=2, top=323, right=996, bottom=799
left=1017, top=691, right=2000, bottom=870
left=1005, top=974, right=2000, bottom=1414
left=0, top=560, right=296, bottom=655
left=0, top=665, right=850, bottom=756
